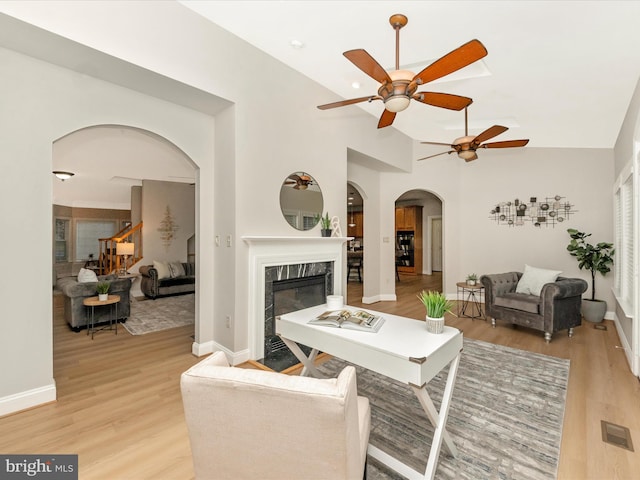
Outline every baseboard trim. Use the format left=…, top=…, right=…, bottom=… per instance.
left=612, top=315, right=637, bottom=376
left=191, top=341, right=250, bottom=366
left=0, top=383, right=56, bottom=418
left=361, top=294, right=397, bottom=304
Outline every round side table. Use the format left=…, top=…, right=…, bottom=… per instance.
left=455, top=282, right=485, bottom=320
left=83, top=294, right=120, bottom=339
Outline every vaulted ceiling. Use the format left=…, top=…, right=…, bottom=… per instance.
left=182, top=0, right=640, bottom=150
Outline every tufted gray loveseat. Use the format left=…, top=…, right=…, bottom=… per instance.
left=57, top=274, right=132, bottom=331
left=139, top=262, right=195, bottom=299
left=480, top=272, right=587, bottom=343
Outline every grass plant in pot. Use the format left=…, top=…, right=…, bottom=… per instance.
left=566, top=228, right=614, bottom=323
left=466, top=273, right=478, bottom=286
left=96, top=281, right=110, bottom=301
left=319, top=212, right=332, bottom=237
left=418, top=290, right=453, bottom=334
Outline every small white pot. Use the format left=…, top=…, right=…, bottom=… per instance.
left=426, top=316, right=445, bottom=334
left=98, top=293, right=109, bottom=301
left=467, top=280, right=476, bottom=286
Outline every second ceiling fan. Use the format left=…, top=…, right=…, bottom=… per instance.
left=317, top=14, right=488, bottom=128
left=419, top=108, right=530, bottom=162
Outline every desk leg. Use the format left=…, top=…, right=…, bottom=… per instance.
left=278, top=336, right=326, bottom=379
left=367, top=352, right=461, bottom=480
left=415, top=351, right=461, bottom=480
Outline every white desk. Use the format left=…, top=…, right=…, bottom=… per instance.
left=276, top=304, right=463, bottom=480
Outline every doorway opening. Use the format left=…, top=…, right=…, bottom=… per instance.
left=394, top=189, right=443, bottom=293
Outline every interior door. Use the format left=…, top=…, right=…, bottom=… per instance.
left=431, top=217, right=443, bottom=272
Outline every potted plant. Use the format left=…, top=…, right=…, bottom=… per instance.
left=418, top=290, right=453, bottom=334
left=466, top=273, right=478, bottom=286
left=319, top=212, right=332, bottom=237
left=566, top=228, right=614, bottom=323
left=96, top=281, right=110, bottom=301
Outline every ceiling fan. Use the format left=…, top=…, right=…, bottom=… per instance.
left=284, top=173, right=313, bottom=190
left=418, top=108, right=530, bottom=162
left=317, top=13, right=488, bottom=128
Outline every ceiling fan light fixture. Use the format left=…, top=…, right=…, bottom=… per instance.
left=384, top=95, right=411, bottom=113
left=458, top=150, right=476, bottom=160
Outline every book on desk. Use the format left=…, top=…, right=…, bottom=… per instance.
left=308, top=309, right=385, bottom=333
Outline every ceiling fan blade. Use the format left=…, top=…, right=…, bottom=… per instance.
left=343, top=49, right=392, bottom=84
left=482, top=139, right=530, bottom=149
left=464, top=152, right=479, bottom=162
left=317, top=95, right=380, bottom=110
left=414, top=92, right=473, bottom=111
left=473, top=125, right=508, bottom=145
left=417, top=151, right=454, bottom=161
left=421, top=141, right=454, bottom=147
left=377, top=109, right=396, bottom=128
left=413, top=39, right=488, bottom=85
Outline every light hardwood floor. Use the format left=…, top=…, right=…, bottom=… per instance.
left=0, top=278, right=638, bottom=479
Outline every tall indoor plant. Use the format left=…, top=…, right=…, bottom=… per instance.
left=566, top=228, right=614, bottom=323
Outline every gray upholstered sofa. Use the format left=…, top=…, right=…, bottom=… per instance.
left=139, top=262, right=195, bottom=299
left=480, top=271, right=588, bottom=343
left=57, top=274, right=132, bottom=331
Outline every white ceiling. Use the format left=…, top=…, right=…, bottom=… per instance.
left=181, top=0, right=640, bottom=149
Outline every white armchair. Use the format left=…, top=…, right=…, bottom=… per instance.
left=180, top=351, right=371, bottom=480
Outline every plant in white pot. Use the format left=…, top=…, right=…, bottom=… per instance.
left=418, top=290, right=453, bottom=334
left=566, top=228, right=614, bottom=323
left=96, top=281, right=110, bottom=301
left=466, top=273, right=478, bottom=286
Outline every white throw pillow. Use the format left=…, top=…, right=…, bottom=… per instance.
left=169, top=261, right=186, bottom=278
left=153, top=260, right=171, bottom=280
left=77, top=267, right=99, bottom=283
left=515, top=264, right=562, bottom=296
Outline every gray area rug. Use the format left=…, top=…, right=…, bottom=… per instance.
left=317, top=338, right=569, bottom=480
left=123, top=294, right=195, bottom=335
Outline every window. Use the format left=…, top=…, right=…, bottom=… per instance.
left=54, top=218, right=70, bottom=263
left=614, top=163, right=635, bottom=314
left=75, top=220, right=117, bottom=262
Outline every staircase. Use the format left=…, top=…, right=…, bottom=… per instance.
left=98, top=222, right=143, bottom=275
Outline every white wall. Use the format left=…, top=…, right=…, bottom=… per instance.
left=141, top=180, right=195, bottom=264
left=0, top=45, right=215, bottom=415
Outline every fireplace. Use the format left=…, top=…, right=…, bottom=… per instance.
left=260, top=263, right=333, bottom=371
left=243, top=236, right=350, bottom=366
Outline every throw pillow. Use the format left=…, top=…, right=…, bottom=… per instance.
left=515, top=264, right=562, bottom=296
left=77, top=267, right=99, bottom=283
left=153, top=260, right=172, bottom=280
left=169, top=261, right=186, bottom=278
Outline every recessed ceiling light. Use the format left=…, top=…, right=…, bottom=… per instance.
left=289, top=39, right=304, bottom=49
left=348, top=196, right=354, bottom=200
left=348, top=202, right=353, bottom=206
left=351, top=81, right=361, bottom=89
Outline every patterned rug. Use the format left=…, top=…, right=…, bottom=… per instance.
left=317, top=338, right=569, bottom=480
left=123, top=294, right=195, bottom=335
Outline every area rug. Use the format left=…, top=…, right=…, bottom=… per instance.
left=123, top=294, right=195, bottom=335
left=317, top=338, right=569, bottom=480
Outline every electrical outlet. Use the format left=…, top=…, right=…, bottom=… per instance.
left=226, top=235, right=232, bottom=247
left=225, top=315, right=231, bottom=328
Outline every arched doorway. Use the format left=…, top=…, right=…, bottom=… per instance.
left=52, top=124, right=198, bottom=347
left=394, top=189, right=443, bottom=293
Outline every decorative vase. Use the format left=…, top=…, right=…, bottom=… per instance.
left=98, top=293, right=108, bottom=301
left=426, top=315, right=444, bottom=334
left=582, top=299, right=607, bottom=323
left=321, top=229, right=332, bottom=237
left=467, top=280, right=476, bottom=286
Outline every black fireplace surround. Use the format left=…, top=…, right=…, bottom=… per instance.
left=261, top=262, right=333, bottom=371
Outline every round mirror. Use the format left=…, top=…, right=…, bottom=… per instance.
left=279, top=172, right=323, bottom=231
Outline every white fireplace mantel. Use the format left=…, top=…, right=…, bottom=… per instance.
left=242, top=236, right=351, bottom=360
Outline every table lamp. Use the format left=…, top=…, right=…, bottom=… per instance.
left=116, top=242, right=135, bottom=275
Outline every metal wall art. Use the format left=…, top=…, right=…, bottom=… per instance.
left=490, top=195, right=576, bottom=227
